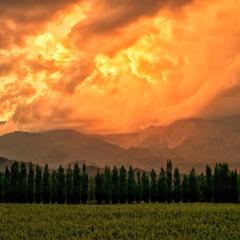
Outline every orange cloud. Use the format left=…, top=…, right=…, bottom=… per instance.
left=0, top=0, right=240, bottom=135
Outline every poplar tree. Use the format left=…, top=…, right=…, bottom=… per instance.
left=182, top=174, right=189, bottom=203
left=213, top=164, right=221, bottom=203
left=150, top=169, right=158, bottom=203
left=103, top=166, right=112, bottom=204
left=27, top=163, right=34, bottom=203
left=51, top=170, right=57, bottom=204
left=142, top=172, right=150, bottom=203
left=81, top=163, right=89, bottom=204
left=166, top=160, right=173, bottom=203
left=35, top=165, right=42, bottom=203
left=95, top=171, right=104, bottom=204
left=119, top=166, right=127, bottom=203
left=89, top=176, right=95, bottom=202
left=10, top=161, right=19, bottom=203
left=205, top=165, right=213, bottom=202
left=0, top=172, right=3, bottom=203
left=158, top=167, right=167, bottom=202
left=127, top=166, right=136, bottom=204
left=136, top=172, right=142, bottom=203
left=173, top=168, right=181, bottom=203
left=112, top=166, right=119, bottom=204
left=229, top=170, right=238, bottom=203
left=66, top=165, right=73, bottom=204
left=42, top=164, right=51, bottom=204
left=57, top=165, right=65, bottom=204
left=72, top=164, right=81, bottom=204
left=19, top=162, right=27, bottom=203
left=4, top=167, right=11, bottom=203
left=198, top=173, right=206, bottom=202
left=189, top=168, right=199, bottom=202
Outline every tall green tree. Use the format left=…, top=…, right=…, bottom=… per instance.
left=95, top=171, right=104, bottom=204
left=173, top=168, right=181, bottom=203
left=213, top=163, right=221, bottom=203
left=205, top=165, right=213, bottom=202
left=229, top=170, right=238, bottom=203
left=127, top=166, right=136, bottom=204
left=112, top=166, right=119, bottom=204
left=27, top=163, right=34, bottom=203
left=57, top=165, right=65, bottom=204
left=136, top=172, right=142, bottom=203
left=66, top=165, right=73, bottom=204
left=119, top=166, right=127, bottom=203
left=19, top=162, right=27, bottom=203
left=198, top=173, right=206, bottom=202
left=103, top=166, right=112, bottom=204
left=72, top=164, right=81, bottom=204
left=89, top=176, right=95, bottom=202
left=158, top=167, right=167, bottom=202
left=220, top=163, right=230, bottom=203
left=35, top=165, right=42, bottom=203
left=150, top=169, right=158, bottom=203
left=166, top=160, right=173, bottom=203
left=51, top=170, right=57, bottom=204
left=182, top=174, right=189, bottom=203
left=142, top=172, right=150, bottom=203
left=4, top=167, right=11, bottom=203
left=0, top=172, right=3, bottom=203
left=42, top=164, right=51, bottom=204
left=10, top=161, right=19, bottom=203
left=81, top=163, right=89, bottom=204
left=189, top=168, right=199, bottom=202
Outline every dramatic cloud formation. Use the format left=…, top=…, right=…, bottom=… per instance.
left=0, top=0, right=240, bottom=134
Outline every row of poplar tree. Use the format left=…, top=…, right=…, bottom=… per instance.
left=0, top=161, right=239, bottom=204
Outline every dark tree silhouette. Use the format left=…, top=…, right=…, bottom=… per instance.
left=66, top=165, right=73, bottom=204
left=229, top=170, right=238, bottom=203
left=136, top=172, right=142, bottom=203
left=4, top=167, right=11, bottom=203
left=150, top=169, right=158, bottom=203
left=142, top=172, right=150, bottom=203
left=166, top=161, right=173, bottom=203
left=173, top=168, right=181, bottom=203
left=0, top=172, right=3, bottom=203
left=42, top=164, right=51, bottom=204
left=127, top=166, right=136, bottom=204
left=95, top=171, right=104, bottom=204
left=27, top=163, right=34, bottom=203
left=182, top=174, right=189, bottom=203
left=189, top=168, right=199, bottom=202
left=81, top=163, right=89, bottom=204
left=10, top=161, right=19, bottom=203
left=19, top=162, right=27, bottom=203
left=112, top=166, right=119, bottom=204
left=57, top=165, right=65, bottom=204
left=205, top=165, right=213, bottom=202
left=119, top=166, right=127, bottom=203
left=35, top=165, right=42, bottom=204
left=51, top=170, right=57, bottom=204
left=103, top=166, right=112, bottom=204
left=72, top=164, right=81, bottom=204
left=158, top=167, right=167, bottom=202
left=89, top=176, right=95, bottom=202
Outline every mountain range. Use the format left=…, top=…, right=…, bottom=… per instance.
left=0, top=115, right=240, bottom=172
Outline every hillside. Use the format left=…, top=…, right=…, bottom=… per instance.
left=0, top=129, right=161, bottom=170
left=0, top=116, right=239, bottom=172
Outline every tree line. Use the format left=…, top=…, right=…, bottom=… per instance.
left=0, top=161, right=239, bottom=204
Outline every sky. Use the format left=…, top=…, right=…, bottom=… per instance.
left=0, top=0, right=240, bottom=134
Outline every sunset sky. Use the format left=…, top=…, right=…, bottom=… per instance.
left=0, top=0, right=240, bottom=134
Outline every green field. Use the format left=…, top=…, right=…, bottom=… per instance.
left=0, top=204, right=240, bottom=240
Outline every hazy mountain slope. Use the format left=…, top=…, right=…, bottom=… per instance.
left=0, top=129, right=164, bottom=170
left=102, top=116, right=240, bottom=171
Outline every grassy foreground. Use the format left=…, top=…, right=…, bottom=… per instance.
left=0, top=204, right=240, bottom=240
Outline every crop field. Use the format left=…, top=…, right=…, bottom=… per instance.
left=0, top=204, right=240, bottom=240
